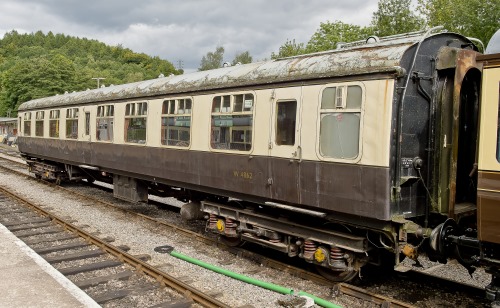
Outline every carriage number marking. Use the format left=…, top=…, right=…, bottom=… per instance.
left=233, top=171, right=253, bottom=179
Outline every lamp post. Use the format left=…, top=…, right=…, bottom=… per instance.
left=92, top=77, right=105, bottom=89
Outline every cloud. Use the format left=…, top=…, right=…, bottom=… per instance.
left=1, top=0, right=379, bottom=71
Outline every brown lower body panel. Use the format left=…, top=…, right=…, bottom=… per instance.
left=478, top=171, right=500, bottom=244
left=18, top=137, right=392, bottom=220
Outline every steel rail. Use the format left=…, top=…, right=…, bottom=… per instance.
left=0, top=156, right=414, bottom=307
left=0, top=184, right=229, bottom=308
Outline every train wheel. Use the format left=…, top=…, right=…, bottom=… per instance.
left=315, top=265, right=358, bottom=282
left=55, top=177, right=62, bottom=186
left=218, top=235, right=243, bottom=247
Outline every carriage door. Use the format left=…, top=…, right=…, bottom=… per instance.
left=454, top=69, right=481, bottom=206
left=268, top=87, right=302, bottom=201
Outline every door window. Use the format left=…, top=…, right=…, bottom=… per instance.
left=275, top=101, right=297, bottom=146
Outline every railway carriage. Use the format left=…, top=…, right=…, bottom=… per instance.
left=472, top=34, right=500, bottom=299
left=16, top=27, right=500, bottom=295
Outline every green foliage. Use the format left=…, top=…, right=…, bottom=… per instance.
left=0, top=30, right=179, bottom=116
left=306, top=21, right=374, bottom=53
left=199, top=47, right=254, bottom=70
left=271, top=39, right=306, bottom=59
left=418, top=0, right=500, bottom=48
left=232, top=51, right=252, bottom=65
left=371, top=0, right=424, bottom=36
left=272, top=22, right=374, bottom=58
left=1, top=56, right=76, bottom=115
left=270, top=0, right=429, bottom=58
left=199, top=46, right=225, bottom=71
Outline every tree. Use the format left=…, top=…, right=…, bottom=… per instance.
left=271, top=21, right=374, bottom=59
left=371, top=0, right=424, bottom=37
left=232, top=51, right=252, bottom=65
left=306, top=21, right=373, bottom=53
left=0, top=55, right=80, bottom=115
left=418, top=0, right=499, bottom=48
left=2, top=59, right=54, bottom=114
left=199, top=46, right=225, bottom=71
left=0, top=30, right=180, bottom=116
left=271, top=39, right=306, bottom=59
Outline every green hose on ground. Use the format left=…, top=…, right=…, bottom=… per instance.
left=171, top=250, right=293, bottom=294
left=298, top=291, right=342, bottom=308
left=169, top=249, right=342, bottom=308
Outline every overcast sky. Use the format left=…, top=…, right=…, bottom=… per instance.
left=0, top=0, right=380, bottom=72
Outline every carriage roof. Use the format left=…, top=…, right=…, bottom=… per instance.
left=18, top=30, right=467, bottom=111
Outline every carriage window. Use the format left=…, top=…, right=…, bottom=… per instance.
left=23, top=112, right=31, bottom=137
left=49, top=110, right=60, bottom=138
left=125, top=102, right=147, bottom=144
left=276, top=101, right=297, bottom=145
left=212, top=95, right=231, bottom=113
left=96, top=104, right=114, bottom=142
left=211, top=93, right=253, bottom=151
left=161, top=98, right=192, bottom=147
left=35, top=111, right=44, bottom=137
left=66, top=108, right=79, bottom=139
left=319, top=85, right=362, bottom=159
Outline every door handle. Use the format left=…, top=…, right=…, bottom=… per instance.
left=291, top=146, right=302, bottom=162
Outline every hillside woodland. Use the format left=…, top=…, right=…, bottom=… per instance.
left=0, top=30, right=180, bottom=116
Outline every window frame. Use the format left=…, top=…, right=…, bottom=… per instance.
left=96, top=104, right=115, bottom=142
left=23, top=112, right=32, bottom=137
left=316, top=82, right=365, bottom=162
left=35, top=111, right=45, bottom=137
left=275, top=100, right=297, bottom=146
left=65, top=108, right=79, bottom=139
left=124, top=102, right=148, bottom=144
left=209, top=91, right=255, bottom=152
left=49, top=109, right=61, bottom=138
left=161, top=97, right=193, bottom=148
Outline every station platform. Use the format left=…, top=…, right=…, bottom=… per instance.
left=0, top=223, right=99, bottom=307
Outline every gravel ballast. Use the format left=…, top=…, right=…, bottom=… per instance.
left=0, top=170, right=342, bottom=307
left=0, top=150, right=493, bottom=307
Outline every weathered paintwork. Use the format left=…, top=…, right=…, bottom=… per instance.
left=18, top=137, right=392, bottom=220
left=435, top=48, right=482, bottom=217
left=18, top=31, right=441, bottom=112
left=17, top=29, right=493, bottom=281
left=476, top=51, right=500, bottom=244
left=16, top=30, right=479, bottom=224
left=478, top=171, right=500, bottom=243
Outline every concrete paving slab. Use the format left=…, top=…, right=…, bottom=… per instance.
left=0, top=223, right=99, bottom=308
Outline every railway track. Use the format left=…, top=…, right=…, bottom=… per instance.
left=0, top=151, right=490, bottom=307
left=0, top=185, right=228, bottom=307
